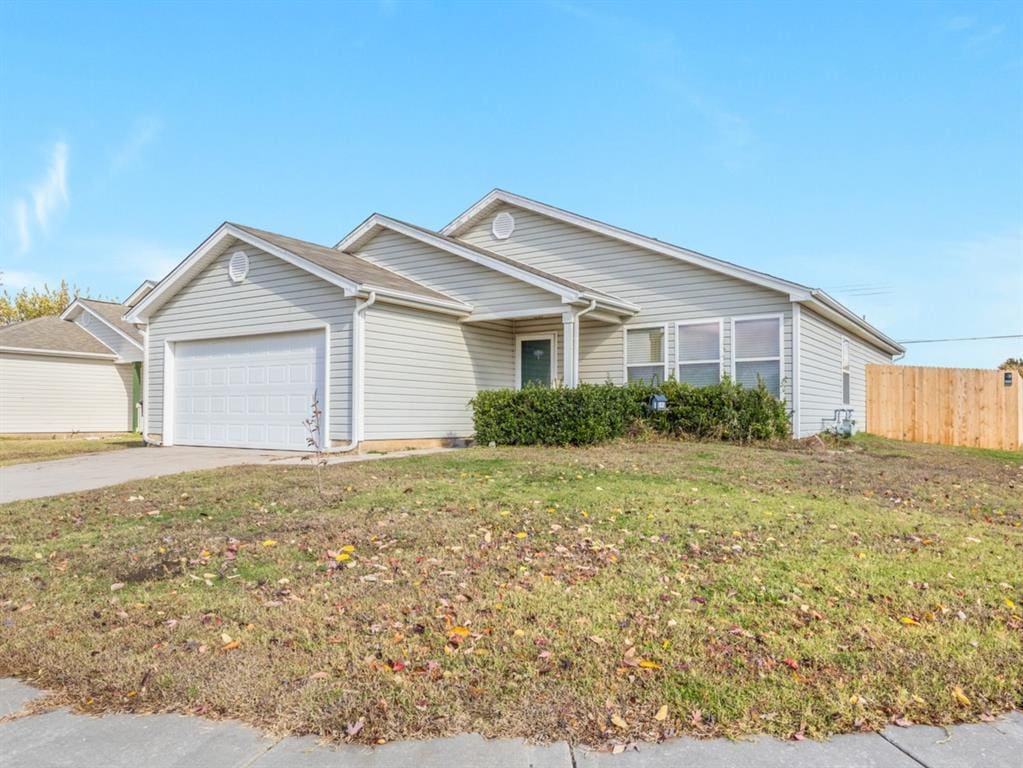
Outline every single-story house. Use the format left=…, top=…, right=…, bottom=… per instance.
left=122, top=189, right=903, bottom=451
left=0, top=282, right=154, bottom=434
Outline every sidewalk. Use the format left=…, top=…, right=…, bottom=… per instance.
left=1, top=679, right=1018, bottom=767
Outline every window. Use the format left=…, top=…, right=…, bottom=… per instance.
left=625, top=325, right=667, bottom=384
left=733, top=315, right=782, bottom=398
left=841, top=338, right=850, bottom=405
left=676, top=319, right=722, bottom=386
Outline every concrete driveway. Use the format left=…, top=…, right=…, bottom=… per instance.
left=0, top=445, right=456, bottom=504
left=0, top=446, right=299, bottom=503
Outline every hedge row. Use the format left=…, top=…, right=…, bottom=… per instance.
left=471, top=379, right=790, bottom=446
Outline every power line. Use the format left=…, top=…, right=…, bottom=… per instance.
left=898, top=334, right=1023, bottom=345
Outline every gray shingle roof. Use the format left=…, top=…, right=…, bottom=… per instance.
left=78, top=299, right=143, bottom=344
left=0, top=316, right=116, bottom=356
left=230, top=223, right=463, bottom=306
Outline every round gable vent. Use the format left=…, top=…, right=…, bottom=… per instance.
left=492, top=211, right=515, bottom=240
left=228, top=251, right=249, bottom=282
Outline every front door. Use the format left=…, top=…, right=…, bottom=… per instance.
left=518, top=335, right=555, bottom=388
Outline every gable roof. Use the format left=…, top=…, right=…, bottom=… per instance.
left=124, top=280, right=157, bottom=307
left=335, top=213, right=639, bottom=314
left=61, top=298, right=144, bottom=347
left=0, top=316, right=117, bottom=358
left=442, top=189, right=903, bottom=355
left=125, top=222, right=471, bottom=323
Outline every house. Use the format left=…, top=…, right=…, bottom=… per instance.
left=123, top=190, right=903, bottom=451
left=0, top=282, right=154, bottom=434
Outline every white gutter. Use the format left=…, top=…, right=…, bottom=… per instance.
left=328, top=291, right=377, bottom=453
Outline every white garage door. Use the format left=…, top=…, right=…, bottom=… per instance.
left=173, top=330, right=325, bottom=450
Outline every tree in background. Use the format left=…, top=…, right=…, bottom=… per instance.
left=999, top=358, right=1023, bottom=375
left=0, top=279, right=99, bottom=325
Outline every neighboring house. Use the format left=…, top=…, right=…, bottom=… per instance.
left=123, top=190, right=902, bottom=451
left=0, top=281, right=154, bottom=434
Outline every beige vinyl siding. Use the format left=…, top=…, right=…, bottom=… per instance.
left=74, top=311, right=140, bottom=361
left=0, top=352, right=132, bottom=432
left=363, top=304, right=514, bottom=439
left=798, top=307, right=892, bottom=437
left=354, top=229, right=560, bottom=315
left=458, top=204, right=793, bottom=401
left=146, top=244, right=354, bottom=441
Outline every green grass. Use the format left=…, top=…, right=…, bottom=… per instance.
left=0, top=434, right=142, bottom=466
left=0, top=436, right=1019, bottom=747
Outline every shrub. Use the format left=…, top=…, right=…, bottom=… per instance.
left=472, top=378, right=789, bottom=446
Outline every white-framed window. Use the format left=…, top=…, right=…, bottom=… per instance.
left=676, top=319, right=723, bottom=387
left=624, top=324, right=668, bottom=384
left=732, top=314, right=783, bottom=398
left=841, top=337, right=850, bottom=405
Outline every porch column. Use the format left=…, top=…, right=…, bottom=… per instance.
left=562, top=310, right=578, bottom=387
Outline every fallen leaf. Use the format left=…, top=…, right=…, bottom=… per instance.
left=610, top=714, right=628, bottom=729
left=450, top=626, right=470, bottom=637
left=782, top=658, right=800, bottom=670
left=952, top=686, right=971, bottom=706
left=222, top=640, right=241, bottom=651
left=346, top=717, right=365, bottom=736
left=262, top=539, right=277, bottom=548
left=514, top=532, right=528, bottom=539
left=654, top=704, right=668, bottom=722
left=638, top=660, right=661, bottom=669
left=900, top=616, right=920, bottom=626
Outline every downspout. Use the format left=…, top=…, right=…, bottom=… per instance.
left=328, top=291, right=376, bottom=453
left=141, top=325, right=163, bottom=446
left=572, top=300, right=598, bottom=387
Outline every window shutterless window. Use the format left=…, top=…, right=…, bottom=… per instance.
left=732, top=315, right=783, bottom=398
left=676, top=319, right=723, bottom=386
left=624, top=325, right=668, bottom=384
left=841, top=338, right=850, bottom=405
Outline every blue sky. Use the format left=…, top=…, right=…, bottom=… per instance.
left=1, top=1, right=1020, bottom=367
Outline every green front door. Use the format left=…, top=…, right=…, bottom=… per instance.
left=519, top=337, right=553, bottom=388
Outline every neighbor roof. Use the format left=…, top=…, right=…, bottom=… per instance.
left=78, top=299, right=144, bottom=344
left=0, top=316, right=117, bottom=357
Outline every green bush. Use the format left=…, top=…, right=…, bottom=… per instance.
left=471, top=378, right=789, bottom=446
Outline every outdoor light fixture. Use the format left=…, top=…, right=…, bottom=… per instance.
left=648, top=393, right=668, bottom=412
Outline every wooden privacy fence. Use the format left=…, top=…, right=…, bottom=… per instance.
left=866, top=364, right=1023, bottom=451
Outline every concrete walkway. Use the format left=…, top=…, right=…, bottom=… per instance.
left=1, top=679, right=1018, bottom=767
left=0, top=446, right=454, bottom=503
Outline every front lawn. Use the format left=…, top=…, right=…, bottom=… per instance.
left=0, top=437, right=1019, bottom=746
left=0, top=434, right=142, bottom=467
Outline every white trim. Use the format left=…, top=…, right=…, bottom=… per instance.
left=460, top=306, right=567, bottom=323
left=441, top=189, right=814, bottom=300
left=441, top=189, right=902, bottom=355
left=125, top=223, right=363, bottom=323
left=623, top=323, right=670, bottom=384
left=161, top=324, right=330, bottom=449
left=335, top=213, right=639, bottom=314
left=674, top=317, right=725, bottom=385
left=514, top=332, right=558, bottom=389
left=791, top=303, right=802, bottom=437
left=366, top=285, right=471, bottom=315
left=124, top=280, right=157, bottom=307
left=841, top=335, right=851, bottom=406
left=61, top=300, right=143, bottom=351
left=0, top=345, right=117, bottom=360
left=730, top=313, right=785, bottom=400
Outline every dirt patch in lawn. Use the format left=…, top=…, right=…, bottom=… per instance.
left=0, top=436, right=1019, bottom=748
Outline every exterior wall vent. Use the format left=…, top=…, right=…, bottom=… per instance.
left=492, top=211, right=515, bottom=240
left=228, top=251, right=249, bottom=283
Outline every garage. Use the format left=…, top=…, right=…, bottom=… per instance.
left=171, top=330, right=326, bottom=450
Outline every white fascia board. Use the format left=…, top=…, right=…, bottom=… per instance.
left=441, top=189, right=812, bottom=299
left=62, top=300, right=144, bottom=351
left=125, top=223, right=362, bottom=323
left=368, top=287, right=472, bottom=317
left=336, top=214, right=582, bottom=303
left=124, top=280, right=157, bottom=307
left=804, top=291, right=904, bottom=355
left=0, top=345, right=118, bottom=360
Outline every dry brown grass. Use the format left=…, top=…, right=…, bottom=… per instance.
left=0, top=435, right=1020, bottom=747
left=0, top=434, right=142, bottom=466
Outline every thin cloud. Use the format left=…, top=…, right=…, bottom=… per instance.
left=31, top=142, right=69, bottom=230
left=109, top=116, right=162, bottom=176
left=0, top=270, right=51, bottom=291
left=12, top=200, right=31, bottom=252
